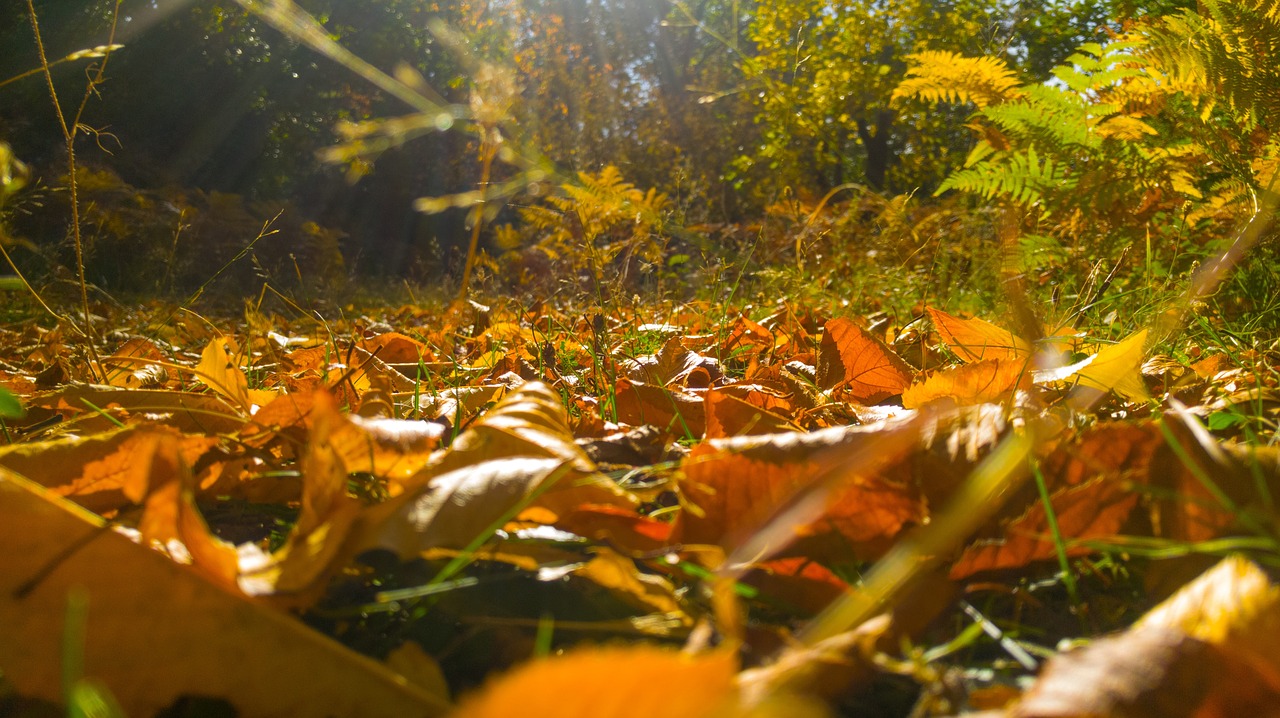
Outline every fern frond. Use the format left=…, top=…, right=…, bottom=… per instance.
left=1144, top=0, right=1280, bottom=129
left=936, top=144, right=1076, bottom=209
left=892, top=51, right=1023, bottom=109
left=1095, top=115, right=1159, bottom=141
left=980, top=85, right=1095, bottom=149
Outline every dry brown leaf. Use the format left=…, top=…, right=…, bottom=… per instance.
left=623, top=336, right=722, bottom=387
left=420, top=382, right=514, bottom=426
left=0, top=471, right=450, bottom=717
left=816, top=318, right=915, bottom=403
left=575, top=546, right=688, bottom=619
left=553, top=503, right=674, bottom=552
left=740, top=558, right=851, bottom=615
left=927, top=307, right=1031, bottom=363
left=244, top=382, right=634, bottom=605
left=100, top=337, right=168, bottom=388
left=294, top=390, right=446, bottom=492
left=722, top=314, right=775, bottom=355
left=1013, top=628, right=1280, bottom=718
left=240, top=389, right=317, bottom=446
left=737, top=614, right=892, bottom=707
left=32, top=386, right=246, bottom=434
left=128, top=430, right=240, bottom=588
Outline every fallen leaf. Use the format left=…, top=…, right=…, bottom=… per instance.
left=1013, top=628, right=1280, bottom=718
left=1135, top=555, right=1280, bottom=674
left=737, top=614, right=892, bottom=707
left=32, top=386, right=246, bottom=434
left=816, top=318, right=915, bottom=403
left=0, top=470, right=451, bottom=717
left=128, top=430, right=240, bottom=588
left=451, top=646, right=738, bottom=718
left=624, top=336, right=722, bottom=387
left=1074, top=329, right=1151, bottom=403
left=196, top=337, right=251, bottom=411
left=358, top=331, right=430, bottom=364
left=951, top=475, right=1139, bottom=579
left=902, top=358, right=1032, bottom=409
left=677, top=425, right=925, bottom=561
left=575, top=547, right=688, bottom=619
left=741, top=558, right=851, bottom=615
left=927, top=307, right=1030, bottom=363
left=100, top=337, right=168, bottom=388
left=0, top=425, right=219, bottom=516
left=553, top=503, right=674, bottom=552
left=705, top=387, right=803, bottom=439
left=245, top=382, right=634, bottom=605
left=613, top=378, right=706, bottom=438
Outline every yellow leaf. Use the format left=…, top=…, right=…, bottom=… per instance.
left=901, top=358, right=1032, bottom=409
left=1075, top=329, right=1150, bottom=402
left=246, top=383, right=632, bottom=606
left=1136, top=555, right=1280, bottom=672
left=196, top=337, right=250, bottom=411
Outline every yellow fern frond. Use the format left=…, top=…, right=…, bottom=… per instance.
left=892, top=51, right=1024, bottom=109
left=1095, top=115, right=1159, bottom=140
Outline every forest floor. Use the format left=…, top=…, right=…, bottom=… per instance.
left=2, top=274, right=1280, bottom=717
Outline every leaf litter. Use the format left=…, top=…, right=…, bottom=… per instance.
left=2, top=297, right=1279, bottom=717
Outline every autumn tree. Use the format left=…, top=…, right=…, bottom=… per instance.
left=735, top=0, right=1121, bottom=200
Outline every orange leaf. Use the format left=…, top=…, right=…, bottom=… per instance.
left=101, top=337, right=167, bottom=388
left=247, top=383, right=633, bottom=605
left=358, top=331, right=429, bottom=364
left=705, top=387, right=802, bottom=439
left=613, top=378, right=706, bottom=438
left=815, top=318, right=915, bottom=403
left=554, top=503, right=674, bottom=552
left=901, top=358, right=1032, bottom=409
left=0, top=425, right=218, bottom=516
left=624, top=336, right=721, bottom=388
left=241, top=390, right=318, bottom=446
left=32, top=386, right=244, bottom=435
left=452, top=647, right=738, bottom=718
left=131, top=431, right=240, bottom=587
left=926, top=306, right=1030, bottom=363
left=951, top=475, right=1139, bottom=579
left=677, top=428, right=924, bottom=561
left=741, top=558, right=851, bottom=615
left=721, top=314, right=774, bottom=354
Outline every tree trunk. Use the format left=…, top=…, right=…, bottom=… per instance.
left=855, top=109, right=895, bottom=191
